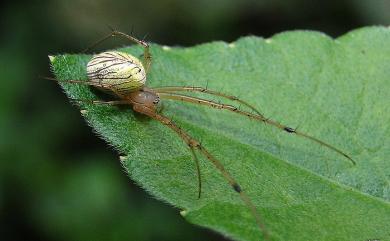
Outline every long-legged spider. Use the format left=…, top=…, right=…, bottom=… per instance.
left=51, top=31, right=356, bottom=240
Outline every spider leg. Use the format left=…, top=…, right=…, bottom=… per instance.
left=152, top=86, right=264, bottom=116
left=189, top=148, right=202, bottom=199
left=44, top=76, right=114, bottom=89
left=72, top=99, right=129, bottom=105
left=45, top=76, right=129, bottom=100
left=82, top=30, right=152, bottom=73
left=158, top=92, right=355, bottom=165
left=132, top=104, right=270, bottom=240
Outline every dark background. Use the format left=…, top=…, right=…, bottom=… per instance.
left=1, top=0, right=389, bottom=240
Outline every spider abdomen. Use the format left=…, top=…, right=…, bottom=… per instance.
left=87, top=51, right=146, bottom=93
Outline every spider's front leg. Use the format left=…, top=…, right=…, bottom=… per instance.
left=156, top=91, right=355, bottom=165
left=132, top=103, right=270, bottom=241
left=153, top=86, right=264, bottom=116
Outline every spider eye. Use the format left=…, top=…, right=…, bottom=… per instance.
left=153, top=97, right=160, bottom=104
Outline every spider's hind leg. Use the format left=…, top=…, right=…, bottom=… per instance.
left=44, top=76, right=114, bottom=89
left=82, top=30, right=152, bottom=73
left=44, top=76, right=129, bottom=101
left=72, top=99, right=129, bottom=106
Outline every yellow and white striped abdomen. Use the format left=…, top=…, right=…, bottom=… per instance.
left=87, top=51, right=146, bottom=93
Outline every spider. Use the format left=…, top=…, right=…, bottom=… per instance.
left=51, top=30, right=356, bottom=240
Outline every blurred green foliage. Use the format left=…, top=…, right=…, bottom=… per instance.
left=1, top=0, right=389, bottom=240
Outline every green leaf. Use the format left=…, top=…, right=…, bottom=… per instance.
left=50, top=27, right=390, bottom=241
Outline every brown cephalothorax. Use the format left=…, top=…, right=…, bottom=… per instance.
left=127, top=87, right=160, bottom=110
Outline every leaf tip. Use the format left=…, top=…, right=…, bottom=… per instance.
left=180, top=210, right=188, bottom=217
left=80, top=109, right=88, bottom=115
left=48, top=55, right=55, bottom=63
left=119, top=155, right=127, bottom=162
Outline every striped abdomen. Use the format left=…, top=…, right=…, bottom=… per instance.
left=87, top=51, right=146, bottom=93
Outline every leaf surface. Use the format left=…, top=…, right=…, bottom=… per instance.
left=51, top=27, right=390, bottom=241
